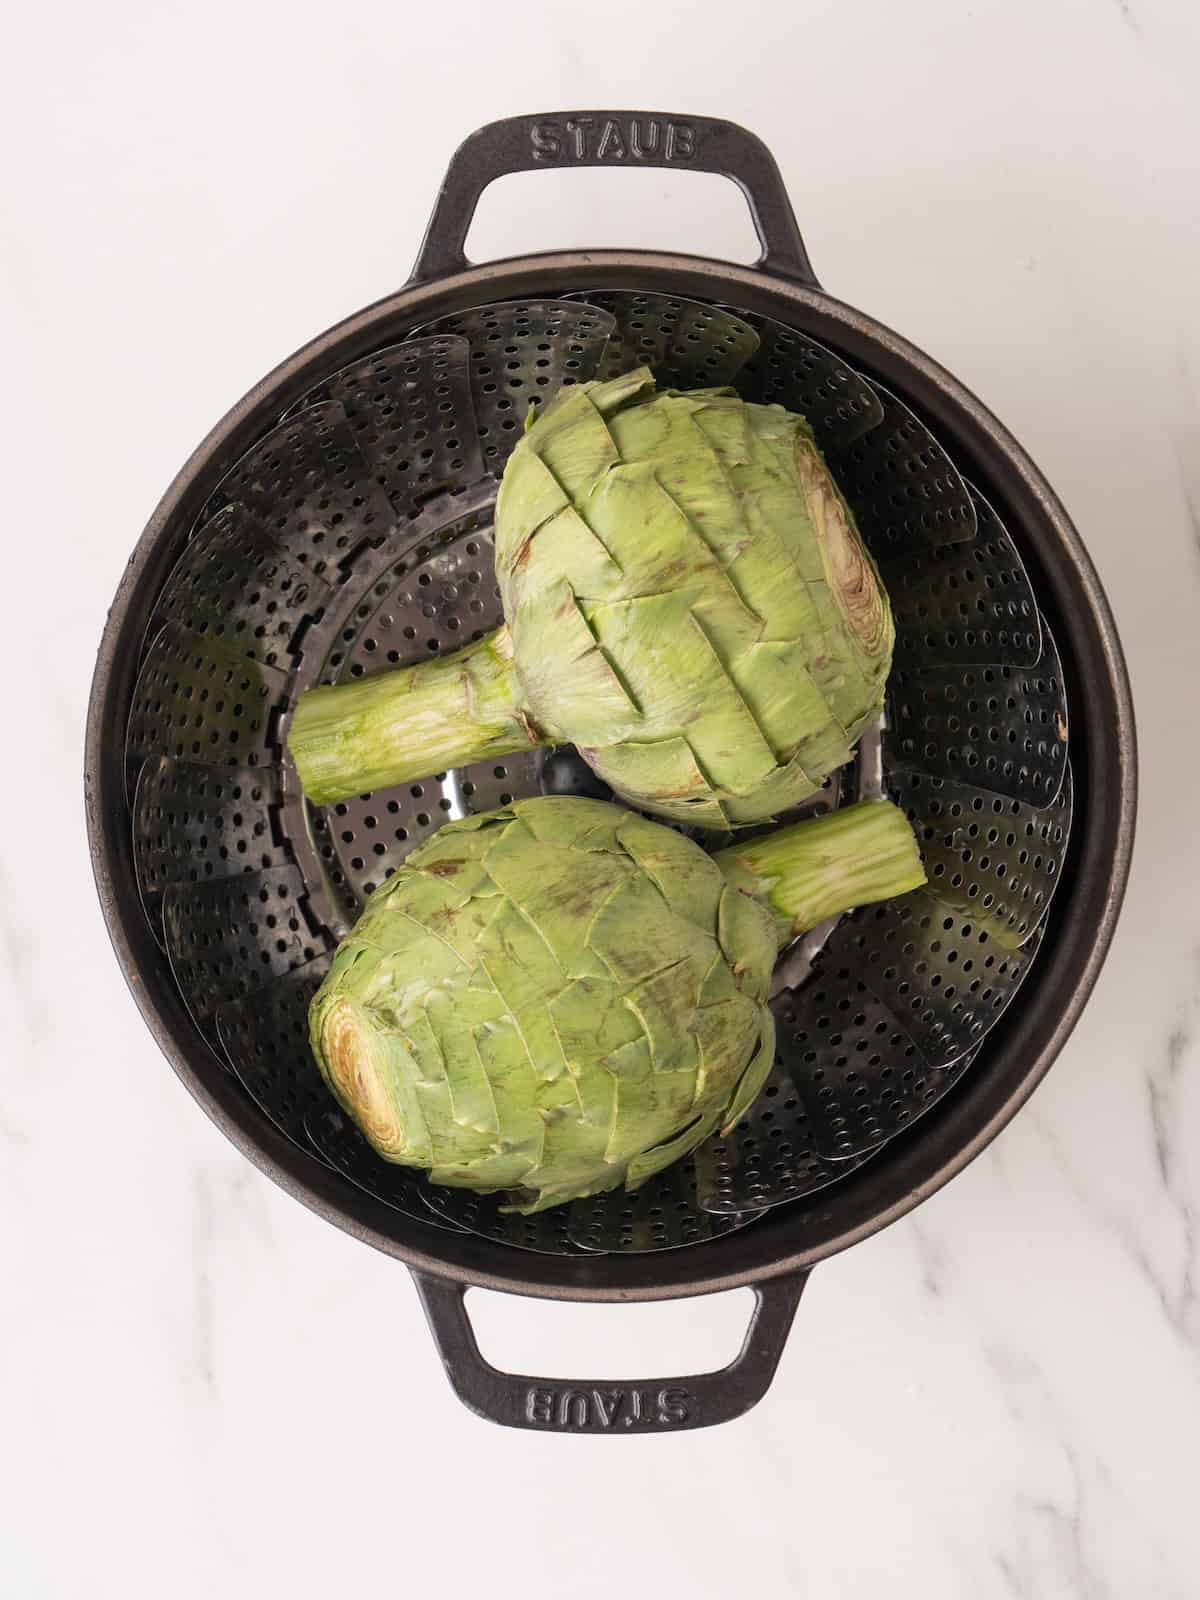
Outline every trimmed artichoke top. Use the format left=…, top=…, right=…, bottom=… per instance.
left=310, top=796, right=778, bottom=1214
left=496, top=368, right=893, bottom=826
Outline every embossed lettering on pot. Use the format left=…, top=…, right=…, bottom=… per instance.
left=530, top=118, right=698, bottom=163
left=524, top=1385, right=693, bottom=1428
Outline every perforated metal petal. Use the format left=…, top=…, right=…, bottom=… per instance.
left=153, top=502, right=335, bottom=671
left=126, top=622, right=292, bottom=800
left=294, top=503, right=560, bottom=919
left=291, top=339, right=487, bottom=518
left=123, top=284, right=1078, bottom=1258
left=416, top=1184, right=597, bottom=1256
left=816, top=893, right=1046, bottom=1070
left=133, top=758, right=286, bottom=939
left=566, top=1159, right=762, bottom=1252
left=414, top=302, right=615, bottom=473
left=694, top=1055, right=875, bottom=1215
left=885, top=615, right=1069, bottom=807
left=886, top=486, right=1042, bottom=668
left=562, top=290, right=759, bottom=389
left=201, top=404, right=397, bottom=571
left=162, top=864, right=325, bottom=1042
left=215, top=956, right=334, bottom=1162
left=696, top=1045, right=980, bottom=1214
left=303, top=1107, right=471, bottom=1235
left=303, top=484, right=499, bottom=686
left=323, top=523, right=501, bottom=683
left=724, top=310, right=885, bottom=450
left=311, top=752, right=547, bottom=912
left=698, top=962, right=974, bottom=1203
left=889, top=763, right=1072, bottom=949
left=828, top=380, right=976, bottom=551
left=776, top=969, right=963, bottom=1158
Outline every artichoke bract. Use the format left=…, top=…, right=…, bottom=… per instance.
left=309, top=795, right=924, bottom=1213
left=289, top=369, right=893, bottom=827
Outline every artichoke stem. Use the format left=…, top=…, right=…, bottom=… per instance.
left=715, top=799, right=926, bottom=945
left=288, top=627, right=544, bottom=805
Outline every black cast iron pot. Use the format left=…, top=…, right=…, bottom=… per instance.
left=86, top=112, right=1135, bottom=1432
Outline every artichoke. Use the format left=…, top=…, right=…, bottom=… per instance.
left=309, top=795, right=924, bottom=1212
left=289, top=368, right=893, bottom=827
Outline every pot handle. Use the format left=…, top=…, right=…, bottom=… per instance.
left=410, top=111, right=818, bottom=287
left=412, top=1269, right=809, bottom=1433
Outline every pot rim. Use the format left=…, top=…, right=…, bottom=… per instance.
left=85, top=248, right=1137, bottom=1302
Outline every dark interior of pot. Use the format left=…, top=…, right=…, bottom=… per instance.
left=84, top=260, right=1125, bottom=1298
left=96, top=268, right=1100, bottom=1254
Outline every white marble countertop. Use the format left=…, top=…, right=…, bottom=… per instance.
left=5, top=1, right=1199, bottom=1594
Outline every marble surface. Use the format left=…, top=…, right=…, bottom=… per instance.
left=4, top=0, right=1199, bottom=1593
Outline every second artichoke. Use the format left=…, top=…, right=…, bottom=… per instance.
left=289, top=369, right=893, bottom=827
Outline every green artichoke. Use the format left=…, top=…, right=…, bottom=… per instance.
left=289, top=368, right=893, bottom=827
left=309, top=795, right=924, bottom=1212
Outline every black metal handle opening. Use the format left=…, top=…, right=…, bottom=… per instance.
left=410, top=110, right=817, bottom=287
left=413, top=1270, right=809, bottom=1433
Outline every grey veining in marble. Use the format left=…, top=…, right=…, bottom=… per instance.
left=4, top=1, right=1200, bottom=1596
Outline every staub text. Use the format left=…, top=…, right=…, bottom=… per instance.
left=525, top=1385, right=693, bottom=1429
left=530, top=118, right=698, bottom=163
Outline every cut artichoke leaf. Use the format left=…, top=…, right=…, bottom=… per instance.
left=623, top=1112, right=711, bottom=1191
left=584, top=591, right=780, bottom=791
left=583, top=461, right=738, bottom=600
left=519, top=792, right=617, bottom=836
left=612, top=811, right=725, bottom=932
left=605, top=1049, right=698, bottom=1169
left=495, top=446, right=572, bottom=559
left=506, top=503, right=623, bottom=600
left=534, top=385, right=623, bottom=491
left=719, top=1015, right=778, bottom=1132
left=588, top=364, right=658, bottom=416
left=511, top=582, right=642, bottom=747
left=717, top=885, right=779, bottom=1004
left=548, top=979, right=642, bottom=1074
left=623, top=961, right=704, bottom=1078
left=590, top=873, right=716, bottom=985
left=423, top=989, right=504, bottom=1138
